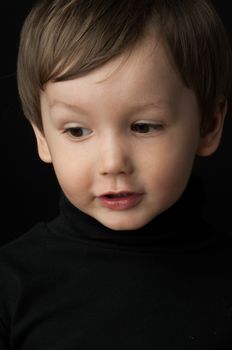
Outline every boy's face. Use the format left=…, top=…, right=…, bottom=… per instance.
left=35, top=35, right=205, bottom=230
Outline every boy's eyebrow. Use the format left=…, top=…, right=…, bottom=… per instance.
left=50, top=100, right=169, bottom=113
left=50, top=101, right=87, bottom=114
left=127, top=102, right=168, bottom=112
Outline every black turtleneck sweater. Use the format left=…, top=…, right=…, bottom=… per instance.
left=0, top=178, right=232, bottom=349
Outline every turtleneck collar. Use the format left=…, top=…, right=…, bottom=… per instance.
left=50, top=176, right=215, bottom=250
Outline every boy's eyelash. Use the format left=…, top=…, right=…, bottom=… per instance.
left=131, top=122, right=164, bottom=133
left=62, top=122, right=164, bottom=139
left=62, top=127, right=92, bottom=138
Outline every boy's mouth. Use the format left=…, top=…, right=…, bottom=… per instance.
left=97, top=192, right=143, bottom=210
left=104, top=192, right=132, bottom=199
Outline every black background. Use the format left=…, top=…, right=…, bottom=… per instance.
left=1, top=1, right=232, bottom=245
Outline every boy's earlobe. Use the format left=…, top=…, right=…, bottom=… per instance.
left=31, top=124, right=52, bottom=163
left=197, top=97, right=227, bottom=157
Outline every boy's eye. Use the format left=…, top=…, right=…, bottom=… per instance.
left=63, top=127, right=92, bottom=138
left=131, top=122, right=163, bottom=134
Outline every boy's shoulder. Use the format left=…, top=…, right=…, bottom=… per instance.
left=0, top=221, right=52, bottom=264
left=199, top=222, right=232, bottom=257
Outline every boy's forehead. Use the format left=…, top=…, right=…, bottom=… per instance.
left=40, top=33, right=190, bottom=117
left=44, top=35, right=178, bottom=94
left=60, top=34, right=160, bottom=84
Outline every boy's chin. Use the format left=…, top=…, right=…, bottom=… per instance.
left=96, top=213, right=155, bottom=232
left=83, top=201, right=166, bottom=231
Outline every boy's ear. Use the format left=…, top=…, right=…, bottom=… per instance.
left=31, top=124, right=52, bottom=163
left=197, top=97, right=227, bottom=156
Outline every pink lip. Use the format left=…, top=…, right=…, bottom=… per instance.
left=97, top=192, right=143, bottom=210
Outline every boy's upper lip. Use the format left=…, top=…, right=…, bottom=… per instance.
left=97, top=190, right=143, bottom=197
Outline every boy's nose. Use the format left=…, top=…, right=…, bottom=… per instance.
left=97, top=135, right=134, bottom=176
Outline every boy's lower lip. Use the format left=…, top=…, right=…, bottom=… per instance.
left=97, top=193, right=143, bottom=210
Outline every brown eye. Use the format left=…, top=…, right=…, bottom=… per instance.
left=63, top=127, right=92, bottom=138
left=131, top=122, right=163, bottom=134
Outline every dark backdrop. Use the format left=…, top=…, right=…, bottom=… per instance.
left=1, top=1, right=232, bottom=246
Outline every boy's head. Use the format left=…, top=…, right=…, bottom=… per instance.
left=18, top=0, right=232, bottom=133
left=17, top=0, right=232, bottom=230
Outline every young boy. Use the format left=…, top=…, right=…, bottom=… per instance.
left=1, top=0, right=232, bottom=348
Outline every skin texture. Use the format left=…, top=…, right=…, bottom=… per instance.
left=33, top=35, right=226, bottom=231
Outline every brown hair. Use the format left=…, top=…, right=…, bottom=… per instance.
left=17, top=0, right=232, bottom=132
